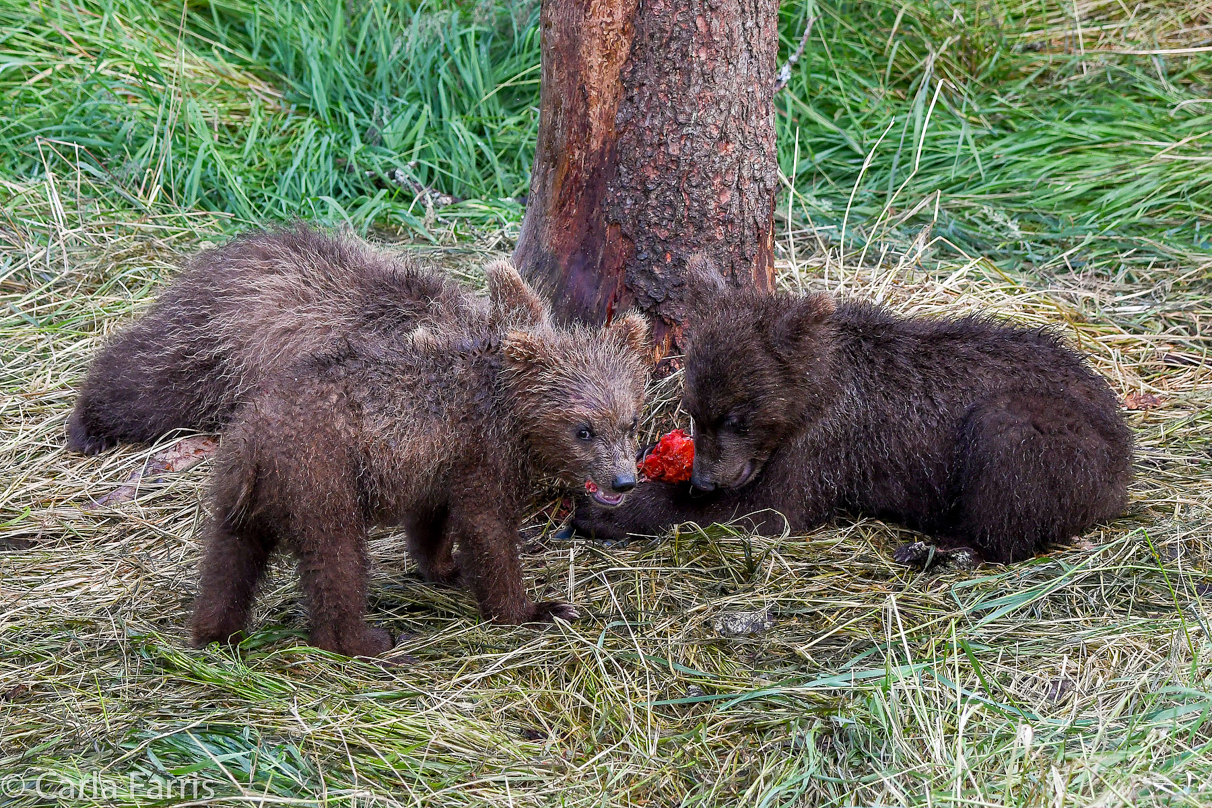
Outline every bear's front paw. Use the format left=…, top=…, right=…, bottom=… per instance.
left=569, top=497, right=628, bottom=543
left=894, top=542, right=984, bottom=571
left=893, top=541, right=936, bottom=569
left=528, top=601, right=579, bottom=623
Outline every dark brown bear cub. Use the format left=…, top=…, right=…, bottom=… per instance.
left=70, top=228, right=649, bottom=656
left=575, top=262, right=1132, bottom=566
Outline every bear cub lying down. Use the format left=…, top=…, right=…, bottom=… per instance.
left=576, top=260, right=1133, bottom=565
left=70, top=227, right=649, bottom=656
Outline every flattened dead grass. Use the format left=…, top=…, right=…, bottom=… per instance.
left=2, top=174, right=1210, bottom=807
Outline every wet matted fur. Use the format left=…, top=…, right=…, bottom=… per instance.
left=575, top=260, right=1133, bottom=565
left=69, top=226, right=650, bottom=656
left=67, top=226, right=485, bottom=454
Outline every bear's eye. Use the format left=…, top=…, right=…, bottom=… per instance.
left=576, top=425, right=594, bottom=442
left=721, top=414, right=746, bottom=433
left=629, top=416, right=639, bottom=434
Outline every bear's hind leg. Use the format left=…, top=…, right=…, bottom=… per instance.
left=295, top=517, right=394, bottom=657
left=949, top=390, right=1130, bottom=564
left=291, top=478, right=394, bottom=657
left=192, top=515, right=277, bottom=647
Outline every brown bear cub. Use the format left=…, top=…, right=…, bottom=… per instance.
left=574, top=260, right=1133, bottom=566
left=69, top=227, right=649, bottom=656
left=68, top=227, right=487, bottom=454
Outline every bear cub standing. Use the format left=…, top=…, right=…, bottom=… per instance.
left=70, top=227, right=650, bottom=656
left=575, top=259, right=1132, bottom=566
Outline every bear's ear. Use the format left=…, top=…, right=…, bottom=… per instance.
left=502, top=329, right=551, bottom=368
left=487, top=259, right=550, bottom=328
left=772, top=293, right=836, bottom=355
left=681, top=253, right=728, bottom=314
left=608, top=312, right=649, bottom=357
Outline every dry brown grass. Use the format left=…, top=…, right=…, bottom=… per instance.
left=2, top=170, right=1210, bottom=807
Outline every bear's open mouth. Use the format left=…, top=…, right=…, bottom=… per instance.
left=585, top=480, right=625, bottom=507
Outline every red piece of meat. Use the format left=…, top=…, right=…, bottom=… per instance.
left=639, top=429, right=695, bottom=483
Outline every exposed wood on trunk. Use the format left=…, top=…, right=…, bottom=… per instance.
left=514, top=0, right=779, bottom=362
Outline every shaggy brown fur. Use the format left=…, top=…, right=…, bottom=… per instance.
left=70, top=227, right=650, bottom=656
left=575, top=263, right=1133, bottom=566
left=68, top=228, right=483, bottom=454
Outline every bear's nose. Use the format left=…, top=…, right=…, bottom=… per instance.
left=611, top=473, right=636, bottom=493
left=690, top=472, right=716, bottom=492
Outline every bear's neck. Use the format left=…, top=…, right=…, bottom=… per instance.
left=495, top=367, right=551, bottom=474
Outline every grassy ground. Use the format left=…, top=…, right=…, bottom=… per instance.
left=2, top=0, right=1211, bottom=805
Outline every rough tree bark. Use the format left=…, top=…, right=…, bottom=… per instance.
left=512, top=0, right=780, bottom=361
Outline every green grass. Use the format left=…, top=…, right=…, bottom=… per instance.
left=2, top=0, right=1209, bottom=258
left=2, top=0, right=1211, bottom=806
left=775, top=0, right=1212, bottom=269
left=1, top=0, right=540, bottom=235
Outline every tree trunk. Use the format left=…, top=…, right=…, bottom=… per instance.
left=513, top=0, right=779, bottom=361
